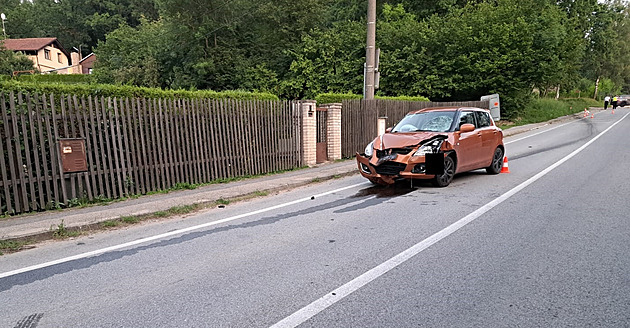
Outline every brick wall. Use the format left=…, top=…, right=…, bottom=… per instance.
left=301, top=101, right=317, bottom=166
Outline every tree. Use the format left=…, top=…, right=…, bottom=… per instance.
left=0, top=46, right=37, bottom=76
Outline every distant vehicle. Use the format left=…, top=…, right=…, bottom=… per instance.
left=616, top=95, right=630, bottom=107
left=356, top=107, right=505, bottom=187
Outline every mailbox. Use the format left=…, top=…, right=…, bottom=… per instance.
left=59, top=139, right=88, bottom=173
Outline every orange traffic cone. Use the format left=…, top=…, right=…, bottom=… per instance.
left=612, top=108, right=615, bottom=114
left=583, top=109, right=588, bottom=118
left=591, top=113, right=594, bottom=119
left=500, top=157, right=510, bottom=173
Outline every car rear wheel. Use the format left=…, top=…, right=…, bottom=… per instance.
left=432, top=155, right=455, bottom=187
left=486, top=147, right=504, bottom=175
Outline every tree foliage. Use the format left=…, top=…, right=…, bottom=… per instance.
left=2, top=0, right=630, bottom=117
left=0, top=46, right=36, bottom=76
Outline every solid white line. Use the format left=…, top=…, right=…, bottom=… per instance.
left=0, top=182, right=368, bottom=279
left=270, top=111, right=630, bottom=328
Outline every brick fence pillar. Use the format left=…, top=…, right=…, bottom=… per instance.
left=320, top=103, right=342, bottom=161
left=300, top=100, right=317, bottom=166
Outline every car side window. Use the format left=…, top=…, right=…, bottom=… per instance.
left=475, top=111, right=491, bottom=128
left=458, top=111, right=477, bottom=130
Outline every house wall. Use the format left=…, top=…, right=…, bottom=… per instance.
left=34, top=44, right=69, bottom=72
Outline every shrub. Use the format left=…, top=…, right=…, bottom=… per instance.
left=0, top=80, right=279, bottom=101
left=315, top=92, right=429, bottom=104
left=17, top=74, right=94, bottom=84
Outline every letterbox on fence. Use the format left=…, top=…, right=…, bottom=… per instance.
left=59, top=139, right=88, bottom=173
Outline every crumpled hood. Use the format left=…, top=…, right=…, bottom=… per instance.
left=372, top=132, right=444, bottom=150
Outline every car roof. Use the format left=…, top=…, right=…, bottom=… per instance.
left=407, top=106, right=487, bottom=115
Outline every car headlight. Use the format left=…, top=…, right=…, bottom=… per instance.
left=413, top=139, right=443, bottom=156
left=364, top=141, right=374, bottom=157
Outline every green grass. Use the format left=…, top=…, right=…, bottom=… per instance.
left=51, top=220, right=80, bottom=239
left=0, top=239, right=32, bottom=255
left=101, top=220, right=120, bottom=228
left=121, top=216, right=140, bottom=224
left=216, top=199, right=230, bottom=205
left=166, top=204, right=198, bottom=215
left=504, top=97, right=601, bottom=127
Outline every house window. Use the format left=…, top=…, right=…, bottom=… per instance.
left=44, top=49, right=51, bottom=60
left=57, top=53, right=62, bottom=63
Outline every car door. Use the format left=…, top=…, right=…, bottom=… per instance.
left=474, top=110, right=499, bottom=166
left=454, top=111, right=483, bottom=172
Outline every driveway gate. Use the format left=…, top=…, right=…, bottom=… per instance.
left=316, top=107, right=328, bottom=163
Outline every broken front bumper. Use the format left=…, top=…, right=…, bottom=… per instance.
left=355, top=151, right=446, bottom=185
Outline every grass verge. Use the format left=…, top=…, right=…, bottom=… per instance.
left=500, top=97, right=601, bottom=128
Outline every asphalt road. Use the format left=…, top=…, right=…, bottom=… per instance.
left=1, top=109, right=629, bottom=327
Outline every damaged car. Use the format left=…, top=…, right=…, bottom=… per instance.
left=356, top=107, right=504, bottom=187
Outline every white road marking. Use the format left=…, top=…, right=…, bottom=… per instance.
left=270, top=112, right=630, bottom=328
left=0, top=182, right=369, bottom=279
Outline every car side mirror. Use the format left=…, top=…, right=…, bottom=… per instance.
left=460, top=123, right=475, bottom=133
left=385, top=127, right=392, bottom=133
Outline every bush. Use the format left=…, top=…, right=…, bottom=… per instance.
left=315, top=93, right=362, bottom=104
left=0, top=80, right=279, bottom=100
left=17, top=74, right=93, bottom=84
left=315, top=92, right=430, bottom=104
left=511, top=98, right=600, bottom=125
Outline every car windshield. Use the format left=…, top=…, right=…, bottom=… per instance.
left=391, top=111, right=456, bottom=133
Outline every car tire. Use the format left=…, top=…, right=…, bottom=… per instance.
left=432, top=155, right=455, bottom=187
left=486, top=147, right=504, bottom=175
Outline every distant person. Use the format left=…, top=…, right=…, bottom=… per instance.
left=604, top=95, right=610, bottom=110
left=612, top=96, right=618, bottom=110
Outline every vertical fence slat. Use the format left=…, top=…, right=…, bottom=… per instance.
left=162, top=99, right=175, bottom=188
left=198, top=99, right=210, bottom=182
left=10, top=93, right=29, bottom=212
left=211, top=99, right=225, bottom=180
left=151, top=98, right=164, bottom=190
left=156, top=99, right=169, bottom=189
left=101, top=97, right=117, bottom=198
left=80, top=97, right=97, bottom=200
left=123, top=98, right=139, bottom=195
left=134, top=98, right=148, bottom=195
left=73, top=96, right=93, bottom=201
left=50, top=95, right=68, bottom=204
left=95, top=96, right=112, bottom=199
left=0, top=92, right=15, bottom=213
left=193, top=99, right=205, bottom=183
left=87, top=96, right=105, bottom=198
left=26, top=94, right=44, bottom=210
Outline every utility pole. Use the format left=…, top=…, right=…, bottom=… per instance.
left=364, top=0, right=376, bottom=100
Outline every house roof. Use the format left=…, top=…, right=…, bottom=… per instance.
left=79, top=52, right=95, bottom=63
left=1, top=38, right=70, bottom=59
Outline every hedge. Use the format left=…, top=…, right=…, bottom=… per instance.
left=0, top=80, right=280, bottom=100
left=315, top=92, right=430, bottom=104
left=17, top=74, right=93, bottom=84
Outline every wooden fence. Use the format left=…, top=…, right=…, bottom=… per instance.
left=0, top=91, right=303, bottom=215
left=341, top=99, right=490, bottom=158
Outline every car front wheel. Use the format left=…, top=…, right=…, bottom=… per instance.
left=432, top=155, right=455, bottom=187
left=486, top=147, right=504, bottom=175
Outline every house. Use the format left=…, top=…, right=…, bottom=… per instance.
left=74, top=52, right=96, bottom=75
left=1, top=37, right=71, bottom=73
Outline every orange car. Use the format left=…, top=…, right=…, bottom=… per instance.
left=356, top=107, right=504, bottom=187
